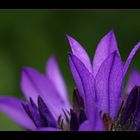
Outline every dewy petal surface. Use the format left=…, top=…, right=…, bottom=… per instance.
left=126, top=69, right=140, bottom=94
left=46, top=56, right=70, bottom=107
left=67, top=35, right=92, bottom=72
left=69, top=53, right=98, bottom=130
left=93, top=31, right=120, bottom=77
left=0, top=96, right=36, bottom=130
left=95, top=51, right=123, bottom=119
left=123, top=42, right=140, bottom=76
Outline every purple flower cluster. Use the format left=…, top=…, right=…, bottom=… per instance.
left=0, top=31, right=140, bottom=131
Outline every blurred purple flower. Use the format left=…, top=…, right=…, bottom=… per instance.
left=0, top=56, right=71, bottom=130
left=67, top=31, right=140, bottom=130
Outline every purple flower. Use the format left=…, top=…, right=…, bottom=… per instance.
left=0, top=30, right=140, bottom=131
left=125, top=69, right=140, bottom=95
left=67, top=31, right=140, bottom=130
left=119, top=70, right=140, bottom=130
left=0, top=56, right=71, bottom=131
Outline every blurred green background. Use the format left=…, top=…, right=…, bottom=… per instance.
left=0, top=10, right=140, bottom=130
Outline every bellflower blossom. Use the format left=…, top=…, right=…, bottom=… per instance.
left=0, top=56, right=72, bottom=131
left=0, top=31, right=140, bottom=131
left=67, top=31, right=140, bottom=130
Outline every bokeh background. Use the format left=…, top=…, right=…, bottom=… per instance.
left=0, top=10, right=140, bottom=130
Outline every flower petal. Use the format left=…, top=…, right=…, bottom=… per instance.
left=120, top=86, right=139, bottom=126
left=36, top=127, right=61, bottom=131
left=123, top=42, right=140, bottom=76
left=79, top=116, right=103, bottom=131
left=67, top=35, right=92, bottom=72
left=20, top=67, right=42, bottom=104
left=68, top=55, right=85, bottom=102
left=22, top=97, right=47, bottom=128
left=0, top=96, right=36, bottom=130
left=95, top=51, right=123, bottom=119
left=93, top=31, right=120, bottom=77
left=46, top=56, right=70, bottom=107
left=69, top=53, right=97, bottom=129
left=38, top=96, right=57, bottom=128
left=126, top=69, right=140, bottom=94
left=21, top=67, right=69, bottom=119
left=79, top=120, right=93, bottom=131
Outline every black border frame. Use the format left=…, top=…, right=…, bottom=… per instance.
left=1, top=131, right=140, bottom=140
left=0, top=1, right=140, bottom=140
left=0, top=0, right=140, bottom=9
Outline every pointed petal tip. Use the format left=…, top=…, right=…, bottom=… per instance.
left=109, top=29, right=114, bottom=34
left=66, top=35, right=81, bottom=49
left=66, top=35, right=77, bottom=47
left=47, top=55, right=56, bottom=62
left=67, top=34, right=92, bottom=72
left=46, top=55, right=57, bottom=71
left=21, top=67, right=28, bottom=73
left=66, top=34, right=73, bottom=44
left=92, top=30, right=119, bottom=77
left=66, top=34, right=70, bottom=38
left=21, top=67, right=30, bottom=85
left=106, top=30, right=115, bottom=38
left=123, top=41, right=140, bottom=76
left=66, top=34, right=73, bottom=41
left=21, top=67, right=34, bottom=74
left=20, top=67, right=36, bottom=83
left=135, top=41, right=140, bottom=48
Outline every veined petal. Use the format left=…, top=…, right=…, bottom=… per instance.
left=123, top=42, right=140, bottom=76
left=67, top=35, right=92, bottom=72
left=69, top=53, right=97, bottom=129
left=0, top=96, right=36, bottom=130
left=46, top=56, right=70, bottom=107
left=21, top=67, right=69, bottom=120
left=126, top=69, right=140, bottom=94
left=95, top=51, right=123, bottom=119
left=93, top=31, right=120, bottom=77
left=68, top=54, right=85, bottom=103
